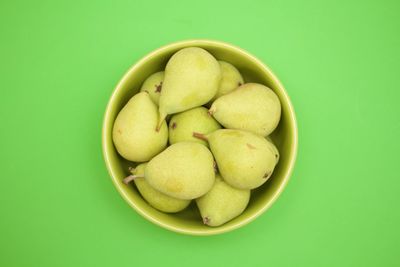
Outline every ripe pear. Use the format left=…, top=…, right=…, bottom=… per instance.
left=139, top=71, right=164, bottom=105
left=123, top=163, right=191, bottom=213
left=169, top=107, right=221, bottom=147
left=211, top=61, right=244, bottom=101
left=196, top=174, right=250, bottom=226
left=112, top=92, right=168, bottom=162
left=193, top=129, right=278, bottom=189
left=157, top=47, right=221, bottom=130
left=145, top=142, right=215, bottom=200
left=266, top=137, right=280, bottom=164
left=209, top=83, right=281, bottom=136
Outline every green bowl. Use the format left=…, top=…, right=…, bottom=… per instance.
left=102, top=40, right=298, bottom=235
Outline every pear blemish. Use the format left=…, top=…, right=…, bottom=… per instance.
left=246, top=143, right=256, bottom=149
left=213, top=160, right=218, bottom=173
left=155, top=82, right=162, bottom=93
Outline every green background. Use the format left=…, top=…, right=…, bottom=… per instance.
left=1, top=0, right=399, bottom=266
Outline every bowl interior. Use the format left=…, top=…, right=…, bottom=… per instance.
left=102, top=40, right=297, bottom=235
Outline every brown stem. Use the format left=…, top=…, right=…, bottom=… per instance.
left=193, top=132, right=208, bottom=141
left=203, top=216, right=210, bottom=225
left=208, top=106, right=216, bottom=116
left=123, top=174, right=144, bottom=185
left=156, top=123, right=162, bottom=132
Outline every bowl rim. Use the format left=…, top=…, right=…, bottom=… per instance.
left=102, top=39, right=298, bottom=236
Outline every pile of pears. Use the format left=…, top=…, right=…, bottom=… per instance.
left=113, top=47, right=281, bottom=227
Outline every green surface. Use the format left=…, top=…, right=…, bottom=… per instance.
left=0, top=0, right=399, bottom=266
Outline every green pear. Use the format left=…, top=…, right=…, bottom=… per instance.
left=112, top=92, right=168, bottom=162
left=209, top=83, right=281, bottom=136
left=193, top=129, right=278, bottom=189
left=211, top=61, right=244, bottom=101
left=265, top=137, right=280, bottom=164
left=196, top=174, right=250, bottom=226
left=145, top=142, right=215, bottom=200
left=169, top=107, right=221, bottom=147
left=123, top=163, right=190, bottom=213
left=157, top=47, right=221, bottom=129
left=139, top=71, right=164, bottom=105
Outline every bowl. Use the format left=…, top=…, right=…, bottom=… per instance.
left=102, top=40, right=298, bottom=235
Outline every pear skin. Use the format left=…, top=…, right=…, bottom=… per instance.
left=169, top=107, right=221, bottom=147
left=194, top=129, right=278, bottom=189
left=145, top=142, right=215, bottom=200
left=140, top=71, right=164, bottom=105
left=211, top=61, right=244, bottom=101
left=124, top=163, right=191, bottom=213
left=157, top=47, right=221, bottom=129
left=112, top=92, right=168, bottom=162
left=210, top=83, right=281, bottom=136
left=196, top=175, right=250, bottom=226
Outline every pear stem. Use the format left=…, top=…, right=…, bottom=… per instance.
left=193, top=132, right=208, bottom=141
left=208, top=105, right=216, bottom=116
left=156, top=112, right=167, bottom=132
left=123, top=175, right=144, bottom=185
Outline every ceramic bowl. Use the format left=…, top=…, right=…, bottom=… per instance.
left=102, top=40, right=298, bottom=235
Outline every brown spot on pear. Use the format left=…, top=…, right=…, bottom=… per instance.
left=154, top=81, right=162, bottom=93
left=139, top=71, right=164, bottom=105
left=246, top=143, right=256, bottom=149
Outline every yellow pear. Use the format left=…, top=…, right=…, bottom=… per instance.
left=196, top=174, right=250, bottom=226
left=169, top=107, right=221, bottom=147
left=265, top=137, right=280, bottom=164
left=209, top=83, right=281, bottom=136
left=139, top=71, right=164, bottom=105
left=112, top=92, right=168, bottom=162
left=211, top=61, right=243, bottom=101
left=123, top=163, right=190, bottom=213
left=157, top=47, right=221, bottom=129
left=145, top=142, right=215, bottom=200
left=193, top=129, right=278, bottom=189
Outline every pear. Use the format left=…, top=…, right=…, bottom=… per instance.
left=266, top=137, right=280, bottom=164
left=139, top=71, right=164, bottom=105
left=112, top=92, right=168, bottom=162
left=145, top=142, right=215, bottom=200
left=123, top=163, right=191, bottom=213
left=169, top=107, right=221, bottom=147
left=196, top=174, right=250, bottom=226
left=193, top=129, right=278, bottom=189
left=209, top=83, right=281, bottom=136
left=157, top=47, right=221, bottom=129
left=211, top=61, right=244, bottom=101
